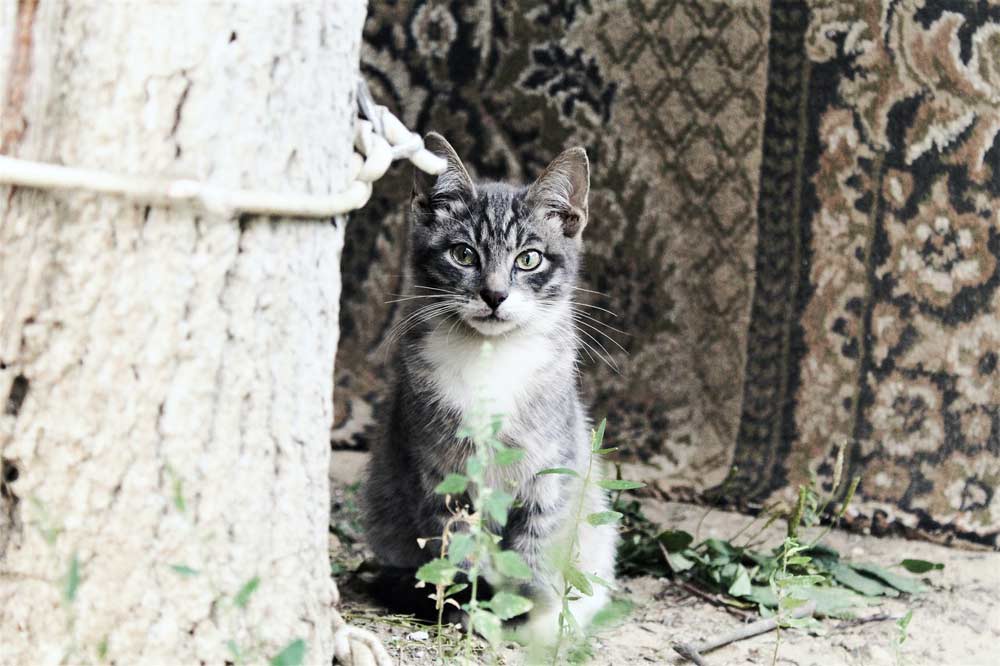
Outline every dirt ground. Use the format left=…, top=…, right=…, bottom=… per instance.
left=331, top=451, right=999, bottom=665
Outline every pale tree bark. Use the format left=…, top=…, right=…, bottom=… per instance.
left=0, top=2, right=366, bottom=664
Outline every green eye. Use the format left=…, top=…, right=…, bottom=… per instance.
left=515, top=250, right=542, bottom=271
left=450, top=244, right=477, bottom=266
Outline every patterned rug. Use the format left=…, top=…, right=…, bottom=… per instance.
left=337, top=0, right=1000, bottom=549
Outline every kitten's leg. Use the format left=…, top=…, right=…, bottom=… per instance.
left=497, top=482, right=570, bottom=638
left=515, top=483, right=617, bottom=644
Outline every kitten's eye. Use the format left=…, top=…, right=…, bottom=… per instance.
left=450, top=244, right=477, bottom=267
left=515, top=250, right=542, bottom=271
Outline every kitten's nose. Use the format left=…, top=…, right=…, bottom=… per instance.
left=480, top=289, right=508, bottom=311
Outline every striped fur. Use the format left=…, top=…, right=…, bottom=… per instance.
left=361, top=134, right=616, bottom=638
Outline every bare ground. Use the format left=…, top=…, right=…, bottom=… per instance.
left=331, top=451, right=1000, bottom=665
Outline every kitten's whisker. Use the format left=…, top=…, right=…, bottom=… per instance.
left=381, top=302, right=457, bottom=355
left=576, top=341, right=599, bottom=366
left=386, top=302, right=453, bottom=334
left=446, top=315, right=464, bottom=343
left=409, top=285, right=461, bottom=294
left=392, top=304, right=455, bottom=339
left=384, top=295, right=457, bottom=304
left=572, top=317, right=629, bottom=354
left=575, top=327, right=620, bottom=373
left=571, top=286, right=610, bottom=297
left=570, top=311, right=630, bottom=337
left=568, top=300, right=619, bottom=318
left=559, top=325, right=598, bottom=366
left=430, top=311, right=459, bottom=337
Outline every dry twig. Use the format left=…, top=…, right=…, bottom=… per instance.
left=672, top=600, right=817, bottom=664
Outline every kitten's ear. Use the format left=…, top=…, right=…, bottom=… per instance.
left=412, top=132, right=476, bottom=217
left=526, top=147, right=590, bottom=238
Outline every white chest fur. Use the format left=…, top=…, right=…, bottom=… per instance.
left=418, top=328, right=556, bottom=421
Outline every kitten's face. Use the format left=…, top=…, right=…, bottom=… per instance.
left=408, top=134, right=589, bottom=338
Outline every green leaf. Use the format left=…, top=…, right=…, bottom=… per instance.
left=559, top=604, right=583, bottom=637
left=775, top=574, right=826, bottom=588
left=748, top=585, right=778, bottom=608
left=779, top=596, right=810, bottom=610
left=170, top=564, right=199, bottom=577
left=483, top=489, right=514, bottom=526
left=537, top=467, right=579, bottom=477
left=64, top=554, right=80, bottom=603
left=783, top=616, right=821, bottom=629
left=585, top=571, right=616, bottom=590
left=593, top=447, right=619, bottom=455
left=728, top=567, right=752, bottom=597
left=488, top=591, right=533, bottom=620
left=564, top=565, right=594, bottom=596
left=466, top=456, right=484, bottom=478
left=471, top=610, right=503, bottom=646
left=850, top=563, right=926, bottom=595
left=795, top=586, right=872, bottom=619
left=494, top=447, right=524, bottom=466
left=586, top=511, right=623, bottom=526
left=899, top=559, right=944, bottom=574
left=703, top=538, right=737, bottom=557
left=591, top=418, right=608, bottom=452
left=416, top=558, right=458, bottom=586
left=447, top=533, right=474, bottom=566
left=493, top=550, right=532, bottom=580
left=234, top=576, right=261, bottom=609
left=590, top=599, right=633, bottom=631
left=596, top=479, right=645, bottom=491
left=434, top=473, right=468, bottom=495
left=896, top=609, right=913, bottom=642
left=831, top=563, right=898, bottom=597
left=270, top=639, right=306, bottom=666
left=665, top=550, right=695, bottom=573
left=804, top=543, right=841, bottom=565
left=226, top=640, right=242, bottom=661
left=444, top=583, right=468, bottom=597
left=657, top=530, right=694, bottom=552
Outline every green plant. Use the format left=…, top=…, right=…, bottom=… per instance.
left=413, top=347, right=535, bottom=660
left=613, top=447, right=943, bottom=653
left=892, top=608, right=913, bottom=666
left=536, top=418, right=642, bottom=665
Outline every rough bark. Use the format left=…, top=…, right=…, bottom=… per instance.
left=0, top=2, right=365, bottom=663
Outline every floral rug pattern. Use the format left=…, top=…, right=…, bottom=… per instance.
left=337, top=0, right=1000, bottom=548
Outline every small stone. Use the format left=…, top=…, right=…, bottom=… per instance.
left=407, top=630, right=430, bottom=642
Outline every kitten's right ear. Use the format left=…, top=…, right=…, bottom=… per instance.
left=412, top=132, right=476, bottom=218
left=526, top=147, right=590, bottom=239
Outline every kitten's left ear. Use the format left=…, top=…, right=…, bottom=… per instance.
left=412, top=132, right=476, bottom=213
left=526, top=147, right=590, bottom=238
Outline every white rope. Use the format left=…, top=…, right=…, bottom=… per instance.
left=331, top=579, right=394, bottom=666
left=0, top=80, right=445, bottom=219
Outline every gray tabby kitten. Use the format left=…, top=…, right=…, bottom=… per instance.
left=361, top=133, right=616, bottom=640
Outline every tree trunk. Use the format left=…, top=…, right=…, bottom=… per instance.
left=0, top=2, right=365, bottom=663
